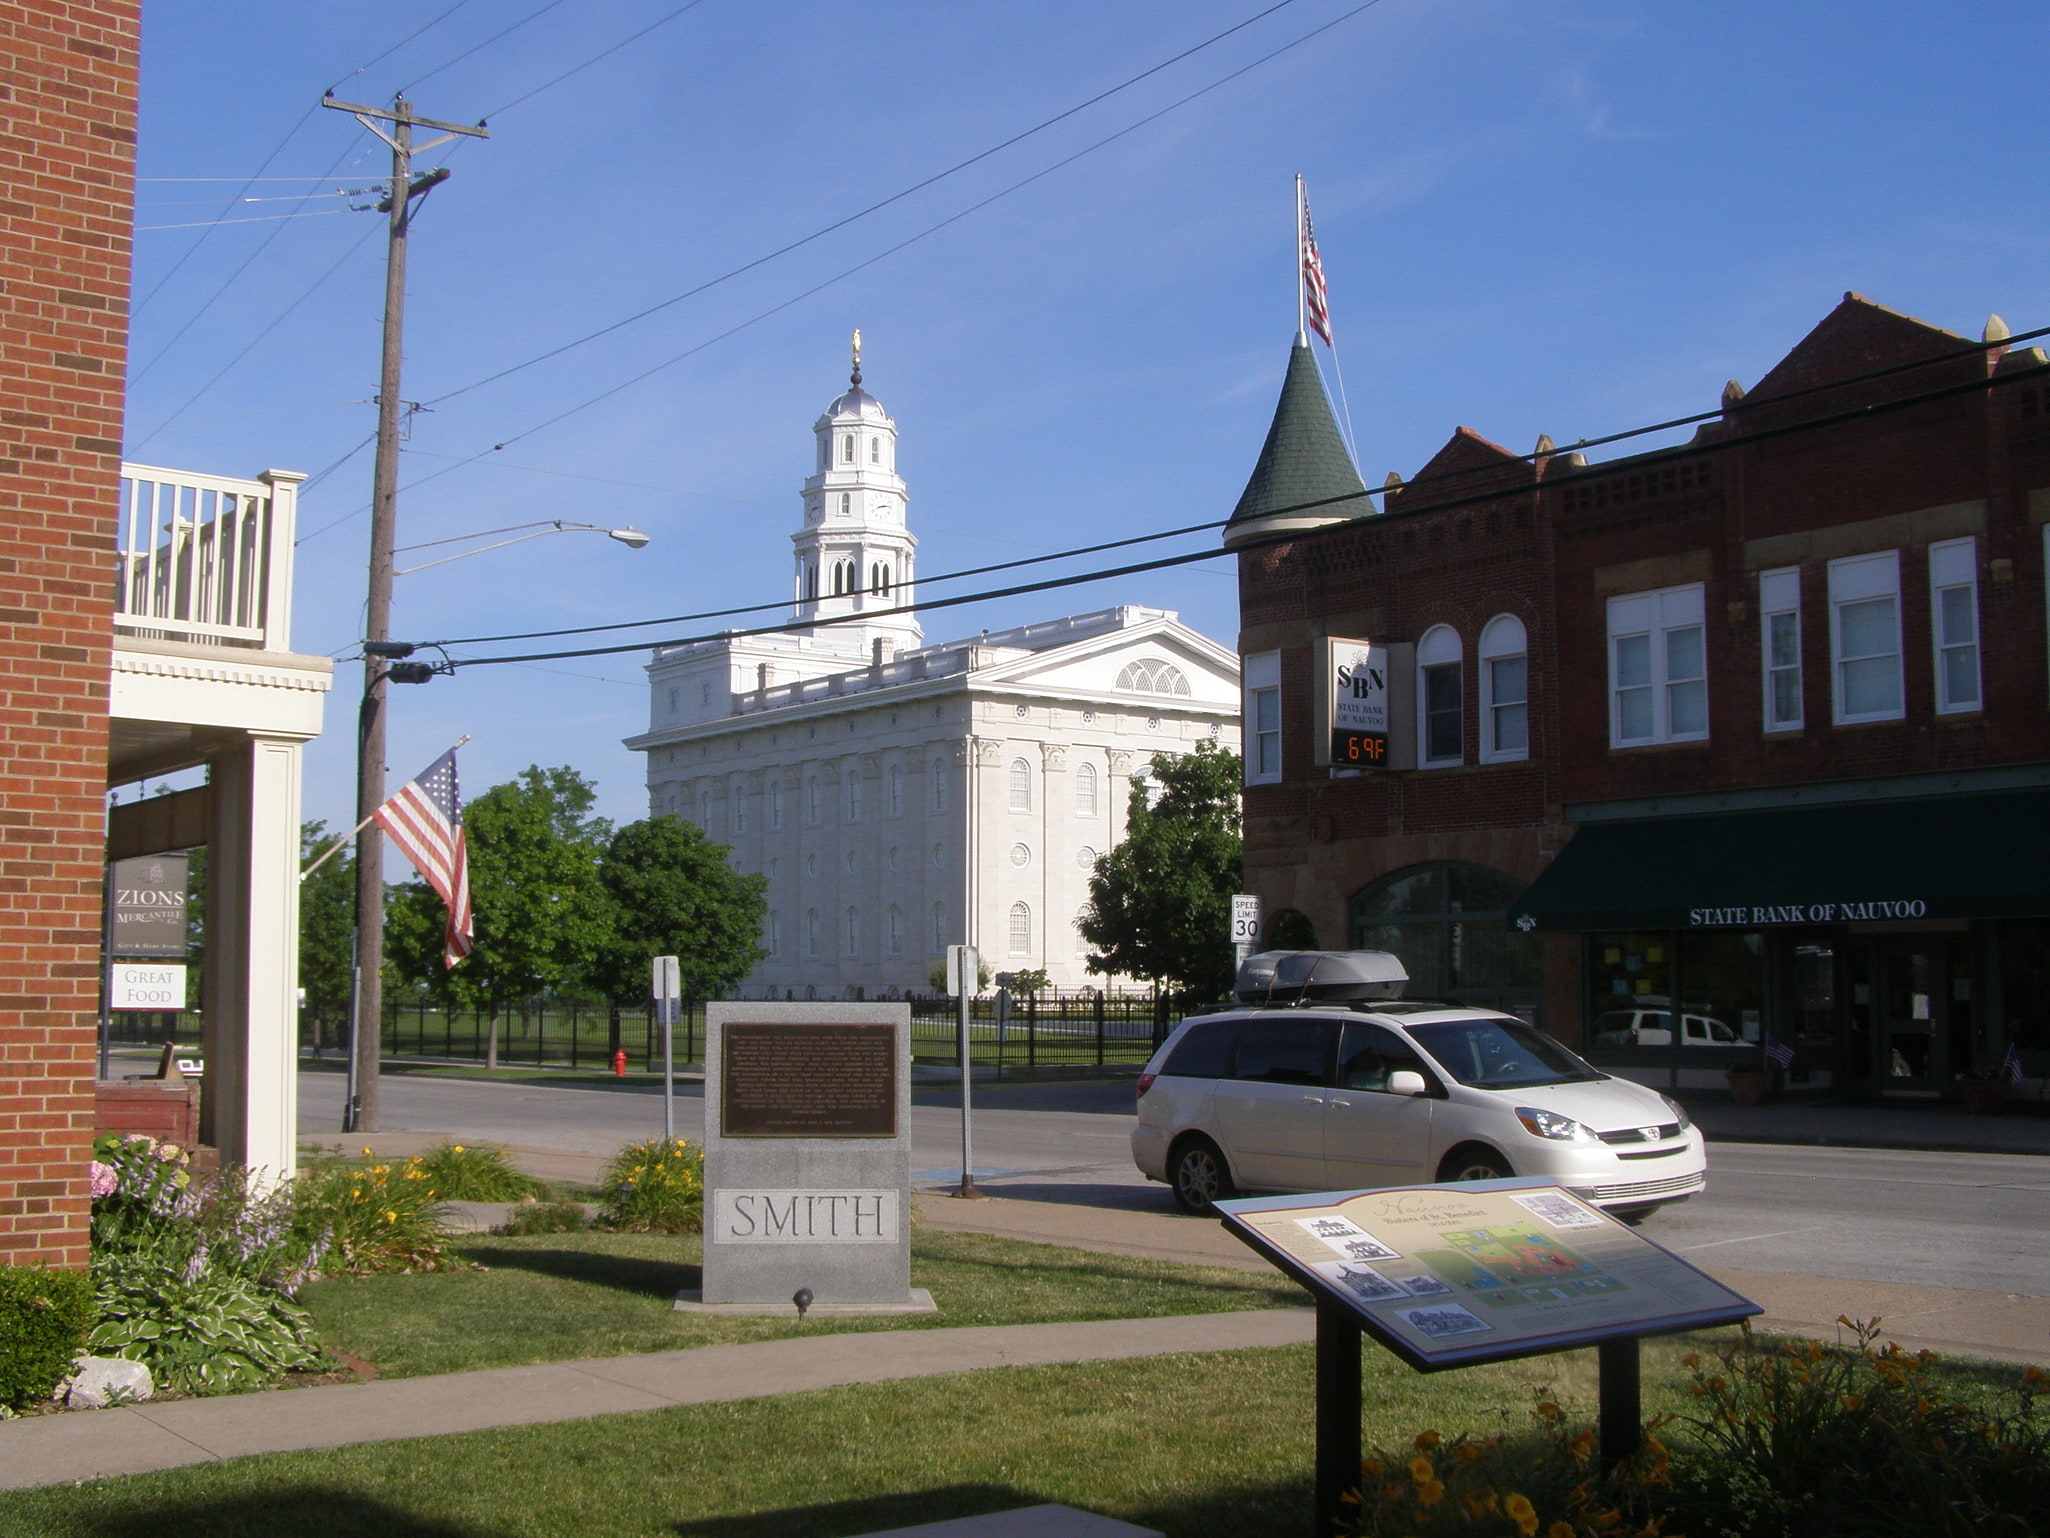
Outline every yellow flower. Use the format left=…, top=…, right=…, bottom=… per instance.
left=1360, top=1458, right=1383, bottom=1480
left=1504, top=1493, right=1539, bottom=1536
left=452, top=1145, right=465, bottom=1153
left=1417, top=1479, right=1446, bottom=1507
left=1536, top=1400, right=1562, bottom=1421
left=1408, top=1455, right=1434, bottom=1484
left=1550, top=1524, right=1576, bottom=1538
left=383, top=1209, right=397, bottom=1223
left=1454, top=1443, right=1484, bottom=1464
left=1412, top=1430, right=1442, bottom=1451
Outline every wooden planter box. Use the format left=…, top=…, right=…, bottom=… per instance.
left=95, top=1078, right=201, bottom=1147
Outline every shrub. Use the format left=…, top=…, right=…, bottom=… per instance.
left=0, top=1264, right=95, bottom=1410
left=411, top=1141, right=544, bottom=1202
left=89, top=1253, right=322, bottom=1395
left=293, top=1150, right=457, bottom=1275
left=600, top=1138, right=704, bottom=1233
left=498, top=1199, right=591, bottom=1236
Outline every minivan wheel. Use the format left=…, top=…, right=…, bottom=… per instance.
left=1170, top=1136, right=1235, bottom=1215
left=1438, top=1147, right=1512, bottom=1183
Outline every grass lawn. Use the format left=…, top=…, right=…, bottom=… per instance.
left=300, top=1228, right=1302, bottom=1379
left=0, top=1335, right=1743, bottom=1538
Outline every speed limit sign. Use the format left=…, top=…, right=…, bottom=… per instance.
left=1230, top=894, right=1261, bottom=947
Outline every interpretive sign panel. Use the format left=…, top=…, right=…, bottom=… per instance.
left=721, top=1021, right=896, bottom=1138
left=1218, top=1177, right=1759, bottom=1370
left=701, top=1002, right=917, bottom=1307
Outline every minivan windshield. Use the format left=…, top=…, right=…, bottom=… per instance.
left=1405, top=1017, right=1605, bottom=1089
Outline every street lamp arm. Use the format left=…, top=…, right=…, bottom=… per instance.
left=393, top=520, right=650, bottom=574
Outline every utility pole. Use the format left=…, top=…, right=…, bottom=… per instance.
left=322, top=95, right=487, bottom=1133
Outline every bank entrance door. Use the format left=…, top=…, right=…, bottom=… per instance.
left=1855, top=936, right=1972, bottom=1094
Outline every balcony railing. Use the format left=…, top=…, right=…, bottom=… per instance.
left=114, top=465, right=303, bottom=651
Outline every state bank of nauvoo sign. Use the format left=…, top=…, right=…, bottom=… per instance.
left=1687, top=899, right=1929, bottom=927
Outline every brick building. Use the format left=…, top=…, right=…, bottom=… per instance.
left=0, top=0, right=141, bottom=1267
left=1232, top=296, right=2050, bottom=1101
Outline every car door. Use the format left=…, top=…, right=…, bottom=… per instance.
left=1323, top=1021, right=1436, bottom=1189
left=1209, top=1015, right=1335, bottom=1190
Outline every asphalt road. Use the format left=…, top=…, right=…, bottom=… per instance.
left=296, top=1066, right=2050, bottom=1298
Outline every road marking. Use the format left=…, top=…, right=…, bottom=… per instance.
left=1676, top=1224, right=1833, bottom=1253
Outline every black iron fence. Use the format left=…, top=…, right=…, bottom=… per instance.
left=108, top=989, right=1173, bottom=1074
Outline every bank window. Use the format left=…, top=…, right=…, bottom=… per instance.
left=1416, top=624, right=1463, bottom=766
left=1243, top=649, right=1281, bottom=784
left=1929, top=537, right=1980, bottom=714
left=1759, top=566, right=1802, bottom=733
left=1587, top=931, right=1763, bottom=1054
left=1828, top=550, right=1902, bottom=724
left=1607, top=583, right=1706, bottom=746
left=1479, top=614, right=1528, bottom=762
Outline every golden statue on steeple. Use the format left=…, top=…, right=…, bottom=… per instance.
left=851, top=327, right=862, bottom=388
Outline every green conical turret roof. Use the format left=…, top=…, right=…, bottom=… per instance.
left=1224, top=341, right=1365, bottom=544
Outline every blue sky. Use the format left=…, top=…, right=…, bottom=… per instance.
left=125, top=0, right=2050, bottom=829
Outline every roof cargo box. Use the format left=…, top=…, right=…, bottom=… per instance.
left=1235, top=949, right=1408, bottom=1004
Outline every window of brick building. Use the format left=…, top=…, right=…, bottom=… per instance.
left=1416, top=625, right=1463, bottom=766
left=1930, top=538, right=1980, bottom=714
left=1608, top=584, right=1706, bottom=746
left=1759, top=567, right=1802, bottom=732
left=1243, top=649, right=1282, bottom=784
left=1479, top=615, right=1528, bottom=762
left=1828, top=551, right=1902, bottom=724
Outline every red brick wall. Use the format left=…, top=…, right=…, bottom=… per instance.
left=0, top=0, right=139, bottom=1269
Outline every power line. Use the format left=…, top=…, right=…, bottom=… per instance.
left=477, top=0, right=711, bottom=119
left=326, top=0, right=477, bottom=93
left=135, top=209, right=354, bottom=233
left=431, top=337, right=2050, bottom=670
left=378, top=0, right=1386, bottom=512
left=396, top=0, right=570, bottom=95
left=417, top=0, right=1310, bottom=412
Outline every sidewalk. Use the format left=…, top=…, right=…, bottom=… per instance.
left=1684, top=1095, right=2050, bottom=1156
left=0, top=1310, right=1311, bottom=1492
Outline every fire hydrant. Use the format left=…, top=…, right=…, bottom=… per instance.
left=611, top=1048, right=628, bottom=1079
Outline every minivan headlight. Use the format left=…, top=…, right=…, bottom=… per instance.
left=1658, top=1093, right=1692, bottom=1131
left=1515, top=1107, right=1594, bottom=1142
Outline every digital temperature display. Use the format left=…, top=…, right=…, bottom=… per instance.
left=1331, top=729, right=1388, bottom=765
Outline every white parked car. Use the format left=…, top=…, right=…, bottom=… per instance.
left=1590, top=1007, right=1741, bottom=1048
left=1131, top=951, right=1706, bottom=1221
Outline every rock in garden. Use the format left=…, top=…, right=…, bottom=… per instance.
left=66, top=1356, right=153, bottom=1410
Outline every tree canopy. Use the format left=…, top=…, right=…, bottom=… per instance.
left=585, top=813, right=766, bottom=1001
left=298, top=820, right=355, bottom=1015
left=1078, top=740, right=1243, bottom=1002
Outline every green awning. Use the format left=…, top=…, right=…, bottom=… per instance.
left=1506, top=789, right=2050, bottom=932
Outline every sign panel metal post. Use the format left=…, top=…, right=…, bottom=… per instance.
left=1314, top=1297, right=1363, bottom=1533
left=947, top=944, right=980, bottom=1198
left=653, top=954, right=681, bottom=1141
left=1598, top=1337, right=1642, bottom=1473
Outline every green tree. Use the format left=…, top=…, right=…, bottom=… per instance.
left=298, top=821, right=356, bottom=1038
left=1079, top=740, right=1243, bottom=1003
left=584, top=814, right=767, bottom=1002
left=385, top=766, right=613, bottom=1068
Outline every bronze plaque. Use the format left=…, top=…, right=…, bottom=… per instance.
left=721, top=1021, right=898, bottom=1138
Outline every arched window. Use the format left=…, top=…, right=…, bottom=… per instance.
left=766, top=911, right=780, bottom=956
left=1008, top=901, right=1033, bottom=954
left=1348, top=863, right=1542, bottom=1016
left=699, top=790, right=713, bottom=828
left=806, top=777, right=820, bottom=825
left=870, top=562, right=891, bottom=596
left=830, top=562, right=844, bottom=597
left=887, top=764, right=904, bottom=817
left=805, top=908, right=820, bottom=956
left=1479, top=614, right=1529, bottom=762
left=842, top=434, right=855, bottom=464
left=1114, top=659, right=1192, bottom=695
left=1074, top=913, right=1090, bottom=957
left=931, top=757, right=949, bottom=813
left=887, top=905, right=903, bottom=955
left=803, top=563, right=818, bottom=601
left=1075, top=760, right=1098, bottom=817
left=846, top=771, right=862, bottom=822
left=839, top=492, right=851, bottom=516
left=1008, top=758, right=1032, bottom=812
left=844, top=906, right=860, bottom=956
left=733, top=781, right=748, bottom=834
left=931, top=901, right=946, bottom=955
left=870, top=437, right=880, bottom=464
left=1416, top=624, right=1464, bottom=767
left=769, top=781, right=784, bottom=830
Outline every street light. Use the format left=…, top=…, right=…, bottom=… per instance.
left=393, top=519, right=651, bottom=575
left=346, top=517, right=650, bottom=1133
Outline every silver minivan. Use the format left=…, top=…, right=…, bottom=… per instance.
left=1130, top=952, right=1707, bottom=1221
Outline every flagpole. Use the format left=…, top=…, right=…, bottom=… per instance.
left=1294, top=173, right=1307, bottom=343
left=301, top=733, right=471, bottom=881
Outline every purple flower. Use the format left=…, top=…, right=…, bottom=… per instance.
left=88, top=1160, right=117, bottom=1198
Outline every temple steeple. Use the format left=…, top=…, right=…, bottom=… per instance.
left=791, top=333, right=921, bottom=652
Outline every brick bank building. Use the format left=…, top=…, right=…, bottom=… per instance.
left=1231, top=295, right=2050, bottom=1099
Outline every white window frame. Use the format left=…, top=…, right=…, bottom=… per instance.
left=1758, top=566, right=1802, bottom=733
left=1415, top=624, right=1464, bottom=767
left=1243, top=649, right=1282, bottom=785
left=732, top=780, right=748, bottom=835
left=769, top=781, right=784, bottom=830
left=1827, top=551, right=1903, bottom=725
left=844, top=906, right=860, bottom=957
left=846, top=770, right=863, bottom=823
left=1008, top=901, right=1032, bottom=955
left=887, top=764, right=904, bottom=818
left=805, top=776, right=820, bottom=825
left=931, top=757, right=949, bottom=813
left=1607, top=584, right=1708, bottom=746
left=1008, top=758, right=1032, bottom=812
left=766, top=911, right=780, bottom=957
left=1478, top=615, right=1528, bottom=763
left=1929, top=537, right=1980, bottom=715
left=887, top=904, right=903, bottom=955
left=805, top=908, right=820, bottom=957
left=931, top=902, right=947, bottom=956
left=1075, top=759, right=1099, bottom=816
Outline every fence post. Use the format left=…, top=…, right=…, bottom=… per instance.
left=1095, top=988, right=1105, bottom=1066
left=536, top=1003, right=546, bottom=1068
left=1027, top=990, right=1037, bottom=1069
left=608, top=1003, right=621, bottom=1062
left=570, top=998, right=579, bottom=1071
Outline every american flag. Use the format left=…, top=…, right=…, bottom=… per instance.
left=1763, top=1035, right=1795, bottom=1069
left=375, top=747, right=472, bottom=967
left=2004, top=1042, right=2027, bottom=1085
left=1299, top=178, right=1332, bottom=346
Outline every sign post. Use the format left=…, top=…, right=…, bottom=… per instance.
left=947, top=943, right=981, bottom=1198
left=1217, top=1178, right=1760, bottom=1536
left=1230, top=893, right=1261, bottom=972
left=653, top=954, right=680, bottom=1141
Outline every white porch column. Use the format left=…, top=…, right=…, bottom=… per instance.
left=200, top=734, right=303, bottom=1180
